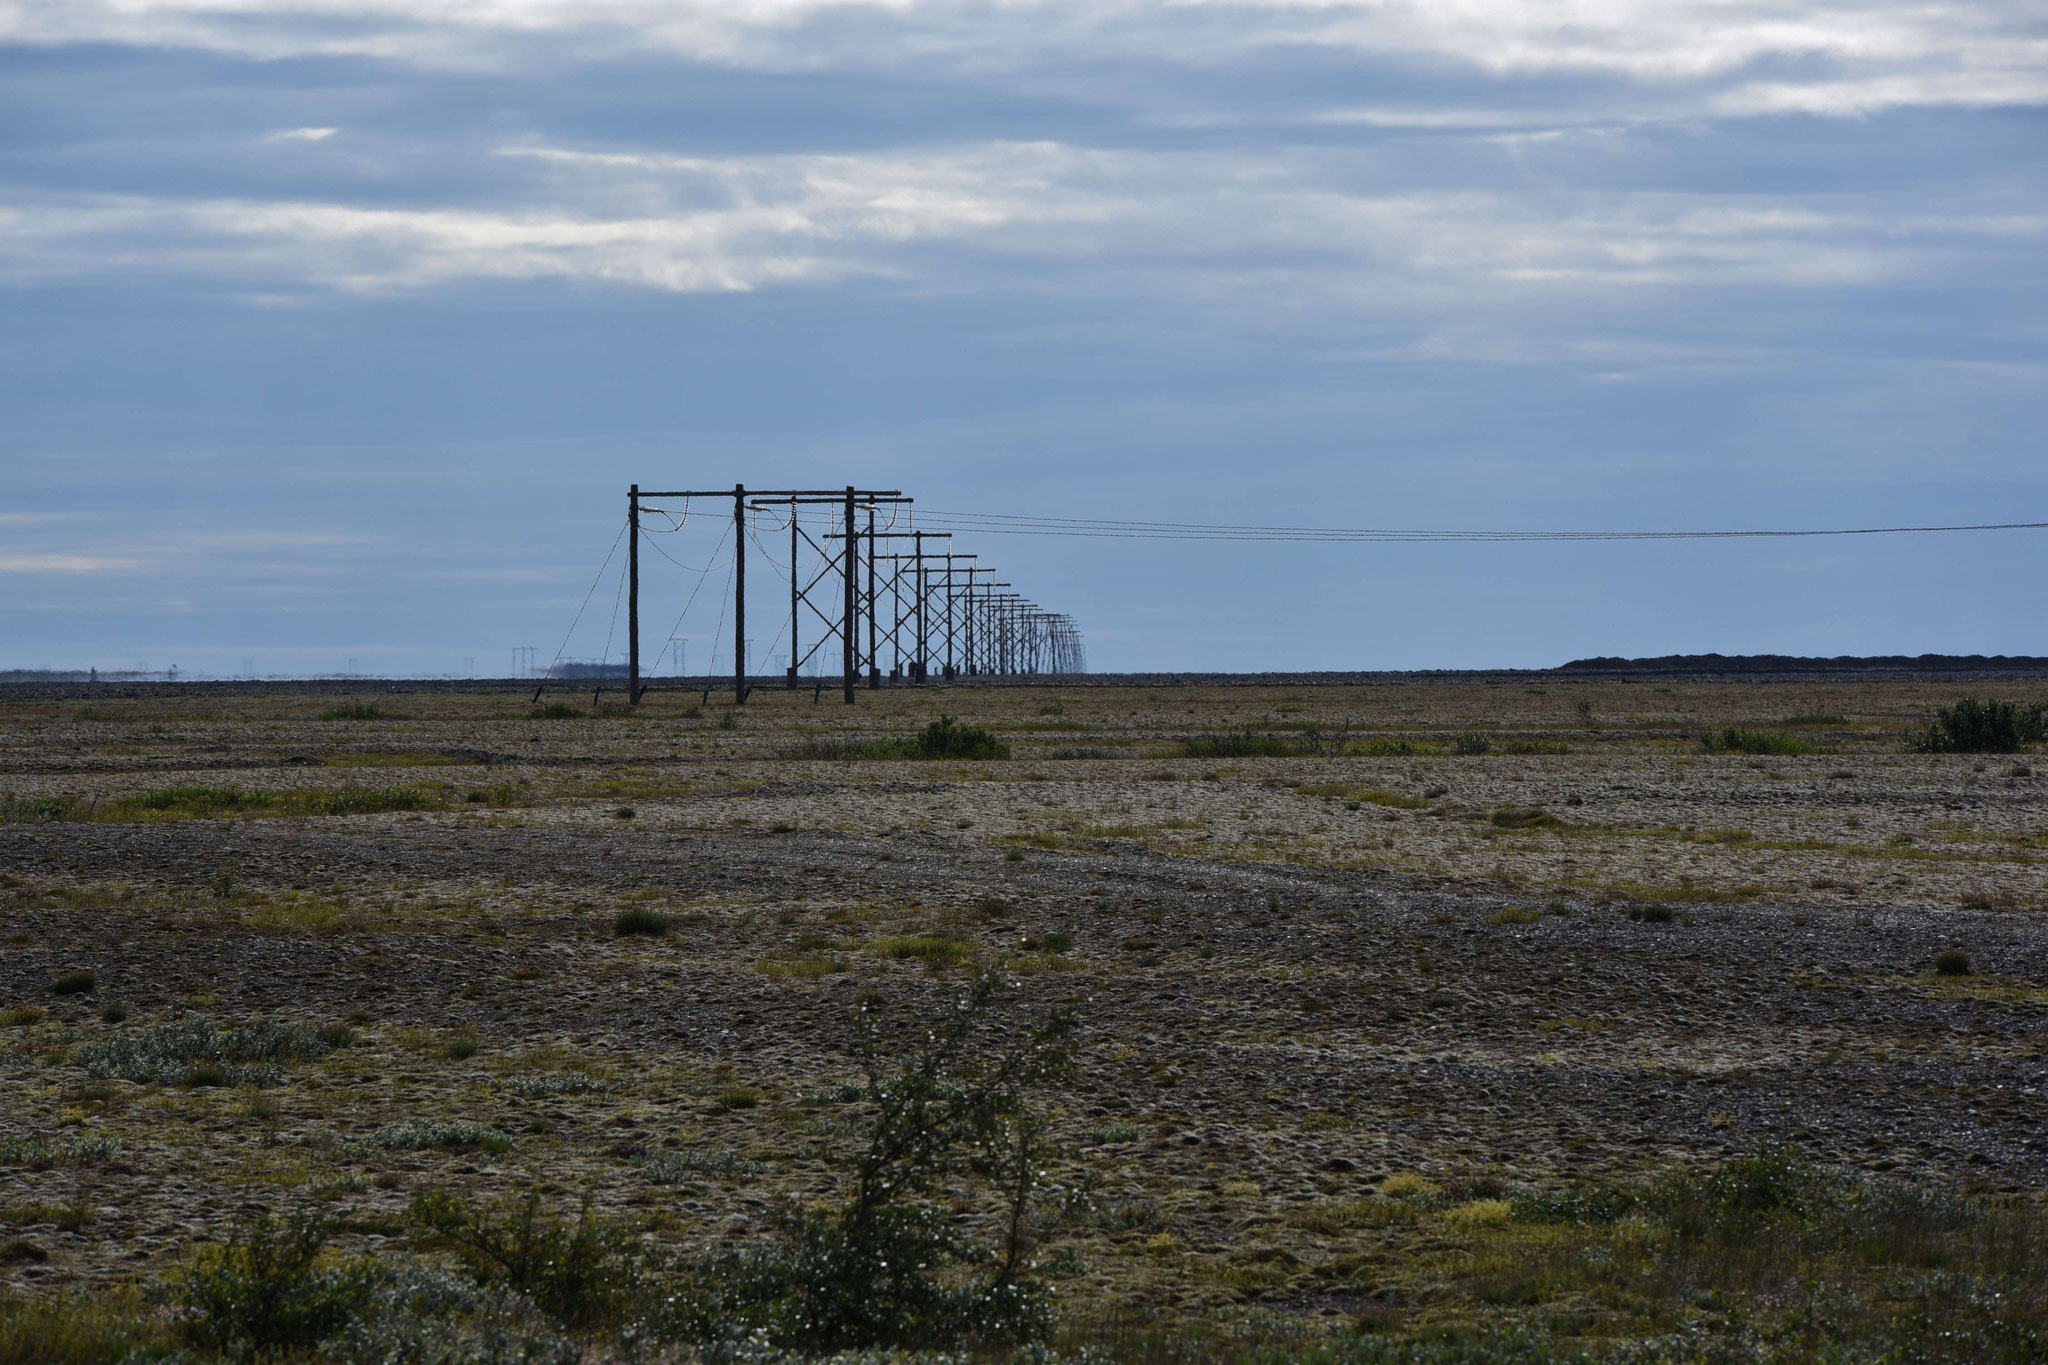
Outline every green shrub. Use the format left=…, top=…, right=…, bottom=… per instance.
left=1935, top=949, right=1972, bottom=976
left=163, top=1208, right=376, bottom=1353
left=0, top=1133, right=118, bottom=1168
left=0, top=797, right=71, bottom=824
left=298, top=786, right=429, bottom=816
left=640, top=1148, right=758, bottom=1183
left=76, top=1016, right=335, bottom=1088
left=49, top=970, right=94, bottom=997
left=673, top=971, right=1075, bottom=1350
left=1452, top=732, right=1494, bottom=756
left=531, top=702, right=583, bottom=720
left=908, top=715, right=1008, bottom=759
left=121, top=784, right=274, bottom=817
left=1182, top=730, right=1303, bottom=758
left=1916, top=698, right=2048, bottom=754
left=613, top=906, right=672, bottom=937
left=1701, top=728, right=1817, bottom=756
left=373, top=1119, right=510, bottom=1153
left=785, top=715, right=1010, bottom=761
left=409, top=1189, right=641, bottom=1329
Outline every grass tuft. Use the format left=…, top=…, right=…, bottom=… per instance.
left=612, top=906, right=672, bottom=937
left=49, top=970, right=95, bottom=996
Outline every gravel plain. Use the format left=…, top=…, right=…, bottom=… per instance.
left=2, top=676, right=2044, bottom=1326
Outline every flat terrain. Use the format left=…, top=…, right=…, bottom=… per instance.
left=2, top=678, right=2045, bottom=1352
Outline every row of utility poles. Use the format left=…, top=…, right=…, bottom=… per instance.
left=626, top=484, right=1084, bottom=705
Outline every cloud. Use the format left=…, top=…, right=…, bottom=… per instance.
left=0, top=139, right=2035, bottom=313
left=3, top=1, right=2043, bottom=119
left=268, top=126, right=339, bottom=141
left=0, top=553, right=138, bottom=572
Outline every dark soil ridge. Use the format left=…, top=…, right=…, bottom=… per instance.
left=8, top=652, right=2048, bottom=701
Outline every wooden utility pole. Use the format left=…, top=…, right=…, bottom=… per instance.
left=627, top=483, right=641, bottom=705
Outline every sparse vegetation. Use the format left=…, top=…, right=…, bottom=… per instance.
left=316, top=703, right=392, bottom=721
left=4, top=677, right=2046, bottom=1360
left=786, top=714, right=1011, bottom=760
left=373, top=1118, right=511, bottom=1152
left=1702, top=727, right=1817, bottom=755
left=1935, top=948, right=1973, bottom=976
left=75, top=1016, right=337, bottom=1087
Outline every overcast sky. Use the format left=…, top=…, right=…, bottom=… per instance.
left=3, top=1, right=2042, bottom=675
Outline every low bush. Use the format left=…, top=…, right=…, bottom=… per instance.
left=640, top=1148, right=758, bottom=1183
left=373, top=1119, right=511, bottom=1153
left=0, top=1133, right=118, bottom=1168
left=1701, top=728, right=1817, bottom=756
left=786, top=715, right=1010, bottom=761
left=1182, top=728, right=1324, bottom=758
left=531, top=702, right=584, bottom=719
left=1452, top=732, right=1494, bottom=756
left=0, top=797, right=70, bottom=824
left=76, top=1016, right=336, bottom=1088
left=49, top=970, right=94, bottom=996
left=673, top=971, right=1075, bottom=1349
left=1916, top=697, right=2048, bottom=754
left=613, top=906, right=672, bottom=936
left=163, top=1207, right=377, bottom=1354
left=409, top=1189, right=641, bottom=1329
left=1935, top=948, right=1972, bottom=976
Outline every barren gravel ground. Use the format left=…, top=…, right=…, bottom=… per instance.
left=2, top=679, right=2044, bottom=1327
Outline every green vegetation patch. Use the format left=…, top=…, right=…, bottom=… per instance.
left=1701, top=727, right=1818, bottom=756
left=372, top=1119, right=512, bottom=1153
left=75, top=1016, right=337, bottom=1088
left=1915, top=697, right=2048, bottom=754
left=785, top=714, right=1011, bottom=760
left=872, top=932, right=974, bottom=965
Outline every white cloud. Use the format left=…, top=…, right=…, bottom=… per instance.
left=0, top=553, right=138, bottom=572
left=268, top=126, right=339, bottom=141
left=3, top=139, right=2035, bottom=311
left=2, top=1, right=2042, bottom=118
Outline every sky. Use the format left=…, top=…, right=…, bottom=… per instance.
left=1, top=1, right=2043, bottom=675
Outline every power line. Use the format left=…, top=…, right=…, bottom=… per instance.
left=909, top=510, right=2048, bottom=544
